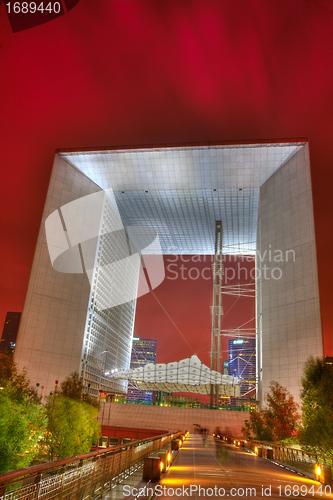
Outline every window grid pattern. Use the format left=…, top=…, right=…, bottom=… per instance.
left=115, top=188, right=259, bottom=255
left=61, top=144, right=303, bottom=256
left=61, top=143, right=303, bottom=193
left=82, top=194, right=138, bottom=397
left=127, top=338, right=157, bottom=403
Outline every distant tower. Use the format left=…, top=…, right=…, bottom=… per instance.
left=1, top=312, right=21, bottom=353
left=127, top=337, right=157, bottom=403
left=229, top=338, right=256, bottom=397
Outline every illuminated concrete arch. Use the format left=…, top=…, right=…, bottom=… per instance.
left=14, top=140, right=323, bottom=404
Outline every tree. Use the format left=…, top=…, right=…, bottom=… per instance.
left=242, top=409, right=274, bottom=441
left=299, top=357, right=333, bottom=456
left=0, top=352, right=47, bottom=473
left=242, top=381, right=299, bottom=442
left=265, top=382, right=300, bottom=441
left=0, top=352, right=40, bottom=403
left=60, top=371, right=99, bottom=408
left=44, top=372, right=100, bottom=459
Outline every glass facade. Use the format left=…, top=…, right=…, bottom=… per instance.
left=127, top=337, right=157, bottom=403
left=1, top=312, right=21, bottom=353
left=228, top=338, right=256, bottom=397
left=80, top=192, right=140, bottom=398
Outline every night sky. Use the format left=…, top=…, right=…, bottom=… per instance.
left=135, top=256, right=256, bottom=367
left=0, top=1, right=332, bottom=361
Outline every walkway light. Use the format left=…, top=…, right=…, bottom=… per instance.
left=315, top=463, right=332, bottom=484
left=143, top=457, right=162, bottom=480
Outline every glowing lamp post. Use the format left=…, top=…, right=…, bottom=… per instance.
left=316, top=464, right=332, bottom=484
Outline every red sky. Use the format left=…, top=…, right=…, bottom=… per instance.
left=135, top=256, right=255, bottom=366
left=0, top=1, right=332, bottom=358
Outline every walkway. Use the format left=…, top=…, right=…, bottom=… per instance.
left=114, top=434, right=328, bottom=500
left=158, top=435, right=327, bottom=499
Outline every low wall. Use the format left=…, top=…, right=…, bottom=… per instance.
left=99, top=403, right=248, bottom=436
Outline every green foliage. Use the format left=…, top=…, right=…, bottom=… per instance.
left=0, top=352, right=46, bottom=473
left=242, top=409, right=273, bottom=441
left=60, top=371, right=83, bottom=399
left=241, top=381, right=299, bottom=442
left=0, top=362, right=100, bottom=468
left=299, top=357, right=333, bottom=456
left=0, top=352, right=40, bottom=403
left=44, top=394, right=100, bottom=460
left=60, top=371, right=99, bottom=408
left=43, top=372, right=100, bottom=459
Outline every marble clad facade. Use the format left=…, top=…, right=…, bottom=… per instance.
left=14, top=141, right=322, bottom=404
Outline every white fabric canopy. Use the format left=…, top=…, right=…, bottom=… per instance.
left=112, top=354, right=240, bottom=396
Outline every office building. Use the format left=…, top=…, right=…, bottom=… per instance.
left=127, top=337, right=157, bottom=403
left=228, top=338, right=256, bottom=396
left=1, top=312, right=21, bottom=353
left=14, top=140, right=322, bottom=404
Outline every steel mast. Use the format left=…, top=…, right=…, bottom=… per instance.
left=210, top=220, right=223, bottom=408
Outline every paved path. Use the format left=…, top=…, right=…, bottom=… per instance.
left=157, top=434, right=331, bottom=499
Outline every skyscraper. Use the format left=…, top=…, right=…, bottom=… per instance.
left=127, top=337, right=157, bottom=403
left=229, top=338, right=256, bottom=397
left=1, top=312, right=21, bottom=353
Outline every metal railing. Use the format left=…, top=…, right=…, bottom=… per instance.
left=0, top=431, right=183, bottom=500
left=269, top=442, right=332, bottom=476
left=100, top=399, right=253, bottom=411
left=217, top=434, right=332, bottom=478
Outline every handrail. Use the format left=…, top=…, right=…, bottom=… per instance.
left=100, top=400, right=252, bottom=411
left=218, top=433, right=333, bottom=463
left=0, top=430, right=183, bottom=488
left=215, top=433, right=333, bottom=464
